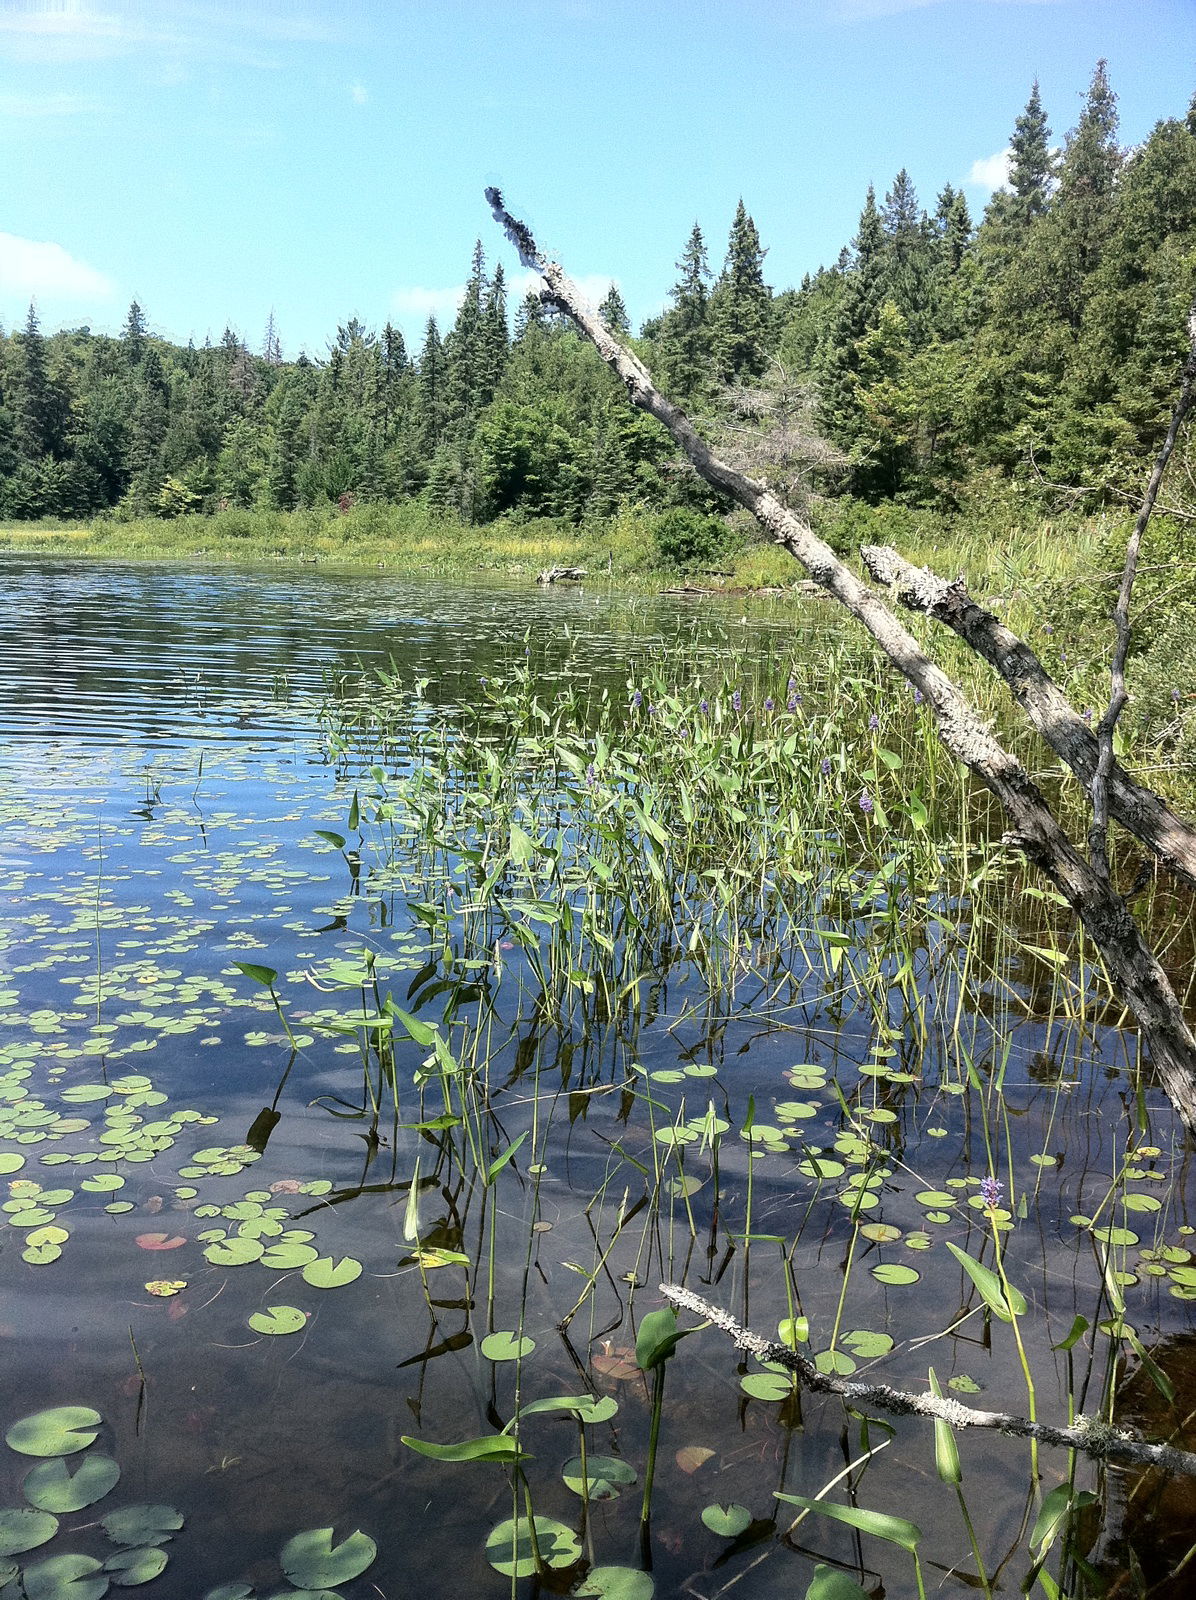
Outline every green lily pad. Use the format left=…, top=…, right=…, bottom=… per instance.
left=575, top=1566, right=654, bottom=1600
left=740, top=1371, right=791, bottom=1401
left=701, top=1503, right=752, bottom=1538
left=279, top=1527, right=377, bottom=1589
left=561, top=1455, right=636, bottom=1499
left=22, top=1455, right=120, bottom=1512
left=0, top=1154, right=25, bottom=1174
left=20, top=1552, right=109, bottom=1600
left=248, top=1306, right=307, bottom=1336
left=201, top=1587, right=254, bottom=1600
left=0, top=1506, right=59, bottom=1556
left=301, top=1256, right=362, bottom=1290
left=101, top=1504, right=183, bottom=1547
left=104, top=1546, right=169, bottom=1585
left=204, top=1238, right=264, bottom=1267
left=480, top=1332, right=536, bottom=1362
left=259, top=1243, right=319, bottom=1270
left=6, top=1407, right=102, bottom=1458
left=871, top=1263, right=920, bottom=1286
left=485, top=1516, right=580, bottom=1578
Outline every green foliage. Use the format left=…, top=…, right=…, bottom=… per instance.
left=650, top=507, right=741, bottom=572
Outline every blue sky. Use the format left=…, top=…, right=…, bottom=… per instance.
left=1, top=0, right=1191, bottom=357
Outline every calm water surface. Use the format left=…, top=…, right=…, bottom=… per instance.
left=0, top=555, right=1190, bottom=1600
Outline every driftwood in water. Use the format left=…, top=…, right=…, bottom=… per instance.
left=537, top=565, right=588, bottom=585
left=661, top=1282, right=1196, bottom=1478
left=485, top=188, right=1196, bottom=1133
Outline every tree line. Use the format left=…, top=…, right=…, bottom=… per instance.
left=2, top=62, right=1194, bottom=526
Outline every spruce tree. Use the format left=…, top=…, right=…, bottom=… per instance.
left=817, top=187, right=886, bottom=444
left=1050, top=59, right=1121, bottom=323
left=13, top=303, right=57, bottom=461
left=710, top=200, right=772, bottom=385
left=1009, top=81, right=1054, bottom=224
left=445, top=240, right=487, bottom=434
left=417, top=316, right=447, bottom=453
left=122, top=301, right=147, bottom=367
left=478, top=262, right=509, bottom=402
left=598, top=285, right=631, bottom=336
left=262, top=311, right=283, bottom=365
left=655, top=223, right=713, bottom=402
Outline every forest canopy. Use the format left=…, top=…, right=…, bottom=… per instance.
left=3, top=63, right=1194, bottom=528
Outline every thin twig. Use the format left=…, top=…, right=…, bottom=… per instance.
left=660, top=1282, right=1196, bottom=1478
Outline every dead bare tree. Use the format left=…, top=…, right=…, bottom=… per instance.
left=485, top=188, right=1196, bottom=1132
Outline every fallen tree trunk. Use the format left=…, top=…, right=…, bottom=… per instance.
left=859, top=544, right=1196, bottom=887
left=486, top=188, right=1196, bottom=1132
left=661, top=1282, right=1196, bottom=1478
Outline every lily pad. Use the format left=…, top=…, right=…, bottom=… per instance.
left=871, top=1263, right=920, bottom=1286
left=20, top=1552, right=109, bottom=1600
left=562, top=1455, right=636, bottom=1499
left=701, top=1503, right=752, bottom=1537
left=279, top=1527, right=377, bottom=1589
left=248, top=1306, right=307, bottom=1336
left=22, top=1455, right=120, bottom=1513
left=104, top=1546, right=169, bottom=1586
left=101, top=1504, right=182, bottom=1547
left=575, top=1567, right=654, bottom=1600
left=6, top=1407, right=102, bottom=1458
left=0, top=1506, right=59, bottom=1556
left=485, top=1516, right=580, bottom=1578
left=480, top=1332, right=536, bottom=1362
left=301, top=1256, right=362, bottom=1290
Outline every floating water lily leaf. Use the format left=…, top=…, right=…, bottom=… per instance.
left=301, top=1256, right=362, bottom=1290
left=701, top=1504, right=752, bottom=1538
left=575, top=1566, right=654, bottom=1600
left=20, top=1552, right=109, bottom=1600
left=842, top=1330, right=894, bottom=1359
left=263, top=1590, right=340, bottom=1600
left=135, top=1234, right=185, bottom=1252
left=104, top=1546, right=168, bottom=1586
left=805, top=1564, right=871, bottom=1600
left=201, top=1587, right=254, bottom=1600
left=144, top=1281, right=186, bottom=1298
left=205, top=1238, right=264, bottom=1267
left=279, top=1527, right=377, bottom=1590
left=480, top=1332, right=535, bottom=1362
left=870, top=1263, right=919, bottom=1286
left=562, top=1455, right=635, bottom=1499
left=22, top=1455, right=120, bottom=1512
left=859, top=1223, right=901, bottom=1243
left=259, top=1243, right=318, bottom=1271
left=101, top=1505, right=182, bottom=1547
left=247, top=1306, right=306, bottom=1336
left=675, top=1446, right=714, bottom=1474
left=6, top=1407, right=102, bottom=1458
left=485, top=1516, right=580, bottom=1578
left=0, top=1506, right=58, bottom=1556
left=0, top=1154, right=25, bottom=1174
left=740, top=1372, right=791, bottom=1402
left=814, top=1348, right=857, bottom=1375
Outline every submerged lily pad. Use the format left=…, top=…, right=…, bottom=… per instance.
left=701, top=1504, right=752, bottom=1537
left=101, top=1504, right=182, bottom=1547
left=561, top=1455, right=635, bottom=1499
left=485, top=1516, right=580, bottom=1578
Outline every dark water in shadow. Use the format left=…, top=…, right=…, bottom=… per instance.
left=0, top=554, right=1190, bottom=1600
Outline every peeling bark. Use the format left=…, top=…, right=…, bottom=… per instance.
left=859, top=544, right=1196, bottom=887
left=661, top=1282, right=1196, bottom=1477
left=486, top=188, right=1196, bottom=1132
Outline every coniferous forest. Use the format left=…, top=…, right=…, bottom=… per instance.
left=3, top=65, right=1195, bottom=534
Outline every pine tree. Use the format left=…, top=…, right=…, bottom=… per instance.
left=598, top=285, right=631, bottom=336
left=445, top=240, right=487, bottom=435
left=13, top=303, right=58, bottom=461
left=262, top=311, right=283, bottom=365
left=880, top=169, right=933, bottom=339
left=478, top=262, right=509, bottom=402
left=655, top=223, right=713, bottom=402
left=122, top=301, right=147, bottom=367
left=1008, top=81, right=1054, bottom=224
left=709, top=201, right=772, bottom=385
left=817, top=187, right=887, bottom=444
left=934, top=185, right=973, bottom=272
left=417, top=316, right=448, bottom=453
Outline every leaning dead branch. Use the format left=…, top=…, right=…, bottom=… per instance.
left=661, top=1282, right=1196, bottom=1478
left=859, top=543, right=1196, bottom=886
left=486, top=188, right=1196, bottom=1132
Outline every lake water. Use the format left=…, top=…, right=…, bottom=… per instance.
left=0, top=554, right=1190, bottom=1600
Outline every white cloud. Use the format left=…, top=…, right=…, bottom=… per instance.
left=0, top=1, right=332, bottom=66
left=0, top=233, right=114, bottom=302
left=968, top=148, right=1013, bottom=191
left=349, top=82, right=368, bottom=105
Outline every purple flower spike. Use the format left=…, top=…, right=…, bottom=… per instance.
left=1172, top=687, right=1182, bottom=703
left=858, top=789, right=874, bottom=814
left=820, top=757, right=831, bottom=775
left=699, top=698, right=709, bottom=715
left=648, top=703, right=658, bottom=716
left=868, top=713, right=879, bottom=731
left=913, top=688, right=924, bottom=705
left=632, top=689, right=643, bottom=709
left=787, top=696, right=799, bottom=713
left=788, top=677, right=799, bottom=695
left=764, top=696, right=775, bottom=713
left=979, top=1175, right=1004, bottom=1211
left=732, top=689, right=742, bottom=713
left=586, top=763, right=597, bottom=787
left=1083, top=708, right=1093, bottom=722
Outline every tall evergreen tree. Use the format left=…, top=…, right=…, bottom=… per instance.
left=655, top=223, right=713, bottom=402
left=445, top=240, right=488, bottom=434
left=262, top=311, right=283, bottom=365
left=598, top=285, right=631, bottom=336
left=1048, top=59, right=1121, bottom=324
left=478, top=263, right=509, bottom=402
left=417, top=316, right=448, bottom=453
left=1008, top=81, right=1054, bottom=224
left=12, top=304, right=58, bottom=461
left=710, top=201, right=772, bottom=385
left=817, top=187, right=887, bottom=444
left=122, top=301, right=147, bottom=367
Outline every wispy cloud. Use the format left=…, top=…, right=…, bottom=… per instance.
left=968, top=148, right=1012, bottom=190
left=349, top=82, right=368, bottom=105
left=0, top=1, right=334, bottom=66
left=0, top=232, right=114, bottom=303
